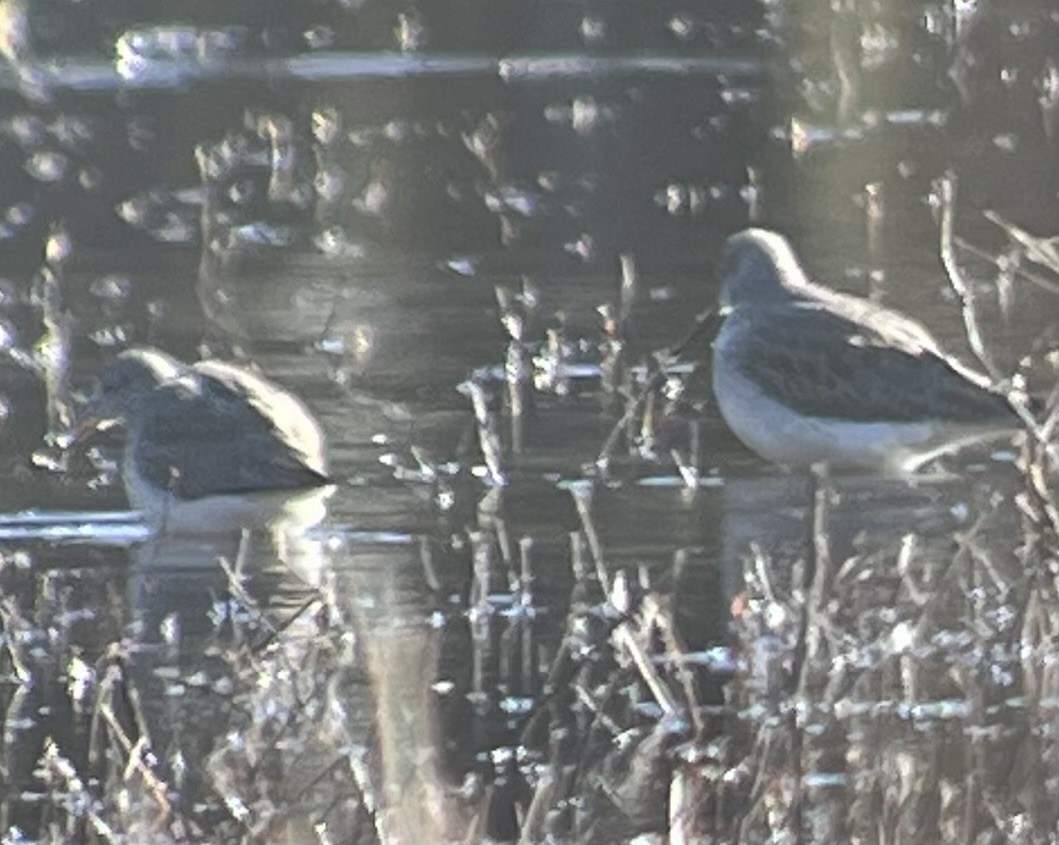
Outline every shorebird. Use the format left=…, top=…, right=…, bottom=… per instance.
left=712, top=228, right=1023, bottom=474
left=78, top=347, right=333, bottom=530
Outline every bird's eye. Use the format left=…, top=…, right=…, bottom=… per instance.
left=100, top=366, right=133, bottom=395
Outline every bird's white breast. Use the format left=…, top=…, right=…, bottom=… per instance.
left=122, top=446, right=332, bottom=533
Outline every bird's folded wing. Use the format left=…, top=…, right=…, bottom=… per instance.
left=733, top=305, right=1015, bottom=425
left=135, top=365, right=330, bottom=499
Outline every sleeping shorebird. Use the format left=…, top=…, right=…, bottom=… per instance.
left=77, top=347, right=333, bottom=530
left=711, top=228, right=1023, bottom=474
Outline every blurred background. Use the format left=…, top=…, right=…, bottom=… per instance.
left=0, top=0, right=1058, bottom=842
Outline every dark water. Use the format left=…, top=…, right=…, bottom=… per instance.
left=1, top=1, right=1058, bottom=842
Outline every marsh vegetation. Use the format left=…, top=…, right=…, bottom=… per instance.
left=1, top=0, right=1058, bottom=843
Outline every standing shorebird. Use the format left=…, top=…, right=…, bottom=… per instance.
left=78, top=347, right=333, bottom=530
left=711, top=229, right=1023, bottom=474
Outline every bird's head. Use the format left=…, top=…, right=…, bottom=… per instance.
left=717, top=228, right=811, bottom=311
left=75, top=348, right=183, bottom=442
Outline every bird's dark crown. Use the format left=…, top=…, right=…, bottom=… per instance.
left=718, top=228, right=811, bottom=309
left=95, top=348, right=183, bottom=420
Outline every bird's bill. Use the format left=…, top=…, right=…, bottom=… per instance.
left=62, top=415, right=120, bottom=449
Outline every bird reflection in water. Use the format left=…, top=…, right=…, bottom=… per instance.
left=121, top=514, right=343, bottom=839
left=120, top=521, right=475, bottom=844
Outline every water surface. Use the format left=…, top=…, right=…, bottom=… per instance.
left=1, top=1, right=1058, bottom=842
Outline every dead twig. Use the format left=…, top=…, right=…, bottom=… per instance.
left=936, top=173, right=1059, bottom=534
left=596, top=307, right=722, bottom=471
